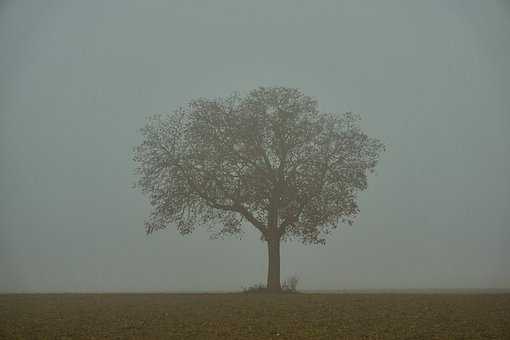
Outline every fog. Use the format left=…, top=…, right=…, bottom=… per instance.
left=1, top=0, right=509, bottom=293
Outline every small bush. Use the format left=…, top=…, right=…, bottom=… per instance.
left=282, top=274, right=300, bottom=293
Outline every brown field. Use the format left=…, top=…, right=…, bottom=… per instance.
left=1, top=293, right=509, bottom=339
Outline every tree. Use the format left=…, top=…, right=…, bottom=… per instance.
left=133, top=87, right=385, bottom=291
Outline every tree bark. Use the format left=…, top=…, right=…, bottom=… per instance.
left=266, top=235, right=281, bottom=291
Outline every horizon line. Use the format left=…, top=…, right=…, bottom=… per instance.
left=2, top=288, right=510, bottom=295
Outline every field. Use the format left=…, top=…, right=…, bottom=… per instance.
left=1, top=293, right=509, bottom=339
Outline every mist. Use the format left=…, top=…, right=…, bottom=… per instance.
left=1, top=0, right=509, bottom=293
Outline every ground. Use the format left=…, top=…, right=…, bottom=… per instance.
left=1, top=293, right=509, bottom=339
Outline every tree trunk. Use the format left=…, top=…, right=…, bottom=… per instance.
left=266, top=236, right=281, bottom=292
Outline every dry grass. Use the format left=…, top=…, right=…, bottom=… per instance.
left=1, top=293, right=509, bottom=339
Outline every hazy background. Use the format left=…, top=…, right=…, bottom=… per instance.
left=1, top=0, right=509, bottom=292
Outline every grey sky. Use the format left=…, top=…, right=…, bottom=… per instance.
left=1, top=0, right=509, bottom=292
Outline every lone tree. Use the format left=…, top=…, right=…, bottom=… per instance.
left=134, top=87, right=384, bottom=291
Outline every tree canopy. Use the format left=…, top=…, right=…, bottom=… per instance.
left=134, top=87, right=385, bottom=245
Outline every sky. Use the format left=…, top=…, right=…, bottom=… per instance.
left=0, top=0, right=509, bottom=292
